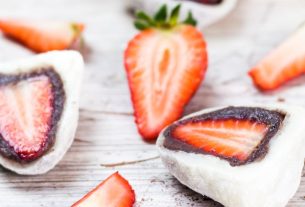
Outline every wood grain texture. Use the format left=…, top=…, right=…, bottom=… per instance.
left=0, top=0, right=304, bottom=206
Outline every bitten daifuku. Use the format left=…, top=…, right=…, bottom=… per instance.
left=157, top=105, right=305, bottom=207
left=0, top=51, right=83, bottom=175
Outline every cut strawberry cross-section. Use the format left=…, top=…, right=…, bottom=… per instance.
left=124, top=5, right=208, bottom=140
left=0, top=68, right=65, bottom=163
left=72, top=172, right=135, bottom=207
left=172, top=120, right=268, bottom=162
left=163, top=107, right=284, bottom=166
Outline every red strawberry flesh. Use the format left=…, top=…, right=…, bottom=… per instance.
left=173, top=120, right=268, bottom=162
left=72, top=172, right=135, bottom=207
left=248, top=24, right=305, bottom=90
left=164, top=107, right=284, bottom=166
left=125, top=25, right=207, bottom=140
left=0, top=68, right=65, bottom=163
left=0, top=19, right=84, bottom=53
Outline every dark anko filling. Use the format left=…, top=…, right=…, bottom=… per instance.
left=163, top=107, right=285, bottom=166
left=187, top=0, right=223, bottom=5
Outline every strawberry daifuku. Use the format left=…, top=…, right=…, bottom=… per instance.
left=0, top=51, right=83, bottom=175
left=0, top=68, right=64, bottom=163
left=158, top=105, right=305, bottom=207
left=124, top=5, right=208, bottom=141
left=163, top=106, right=284, bottom=166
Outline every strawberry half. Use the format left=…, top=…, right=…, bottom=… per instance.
left=124, top=5, right=208, bottom=140
left=0, top=68, right=65, bottom=162
left=72, top=172, right=135, bottom=207
left=249, top=24, right=305, bottom=91
left=163, top=107, right=284, bottom=166
left=0, top=19, right=84, bottom=53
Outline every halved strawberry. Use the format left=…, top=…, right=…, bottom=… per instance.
left=0, top=68, right=64, bottom=162
left=124, top=5, right=208, bottom=140
left=0, top=19, right=84, bottom=53
left=164, top=107, right=284, bottom=166
left=72, top=172, right=135, bottom=207
left=173, top=119, right=268, bottom=162
left=249, top=24, right=305, bottom=91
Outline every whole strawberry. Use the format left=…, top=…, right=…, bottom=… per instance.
left=124, top=5, right=208, bottom=141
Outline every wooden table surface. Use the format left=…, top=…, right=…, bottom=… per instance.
left=0, top=0, right=305, bottom=206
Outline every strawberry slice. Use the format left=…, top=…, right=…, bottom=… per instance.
left=164, top=107, right=284, bottom=166
left=172, top=120, right=267, bottom=162
left=0, top=19, right=84, bottom=53
left=0, top=68, right=65, bottom=162
left=72, top=172, right=135, bottom=207
left=249, top=24, right=305, bottom=90
left=124, top=5, right=208, bottom=140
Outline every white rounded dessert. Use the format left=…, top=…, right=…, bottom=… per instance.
left=126, top=0, right=238, bottom=28
left=157, top=104, right=305, bottom=207
left=0, top=51, right=84, bottom=175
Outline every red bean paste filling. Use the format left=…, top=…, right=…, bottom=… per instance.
left=188, top=0, right=223, bottom=5
left=163, top=107, right=285, bottom=166
left=0, top=67, right=65, bottom=163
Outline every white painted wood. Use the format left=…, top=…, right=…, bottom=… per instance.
left=0, top=0, right=304, bottom=206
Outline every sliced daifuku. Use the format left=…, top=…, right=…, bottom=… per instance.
left=0, top=51, right=83, bottom=175
left=157, top=105, right=305, bottom=207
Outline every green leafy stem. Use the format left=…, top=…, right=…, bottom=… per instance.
left=134, top=4, right=197, bottom=30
